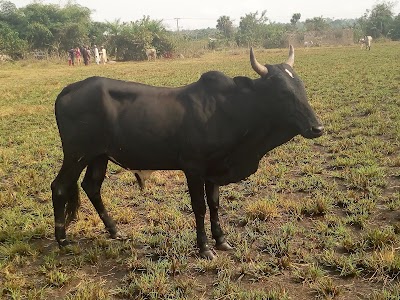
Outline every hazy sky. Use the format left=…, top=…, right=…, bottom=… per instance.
left=11, top=0, right=400, bottom=30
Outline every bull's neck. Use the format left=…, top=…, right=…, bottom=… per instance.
left=226, top=91, right=275, bottom=136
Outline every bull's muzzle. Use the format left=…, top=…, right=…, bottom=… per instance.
left=303, top=125, right=324, bottom=139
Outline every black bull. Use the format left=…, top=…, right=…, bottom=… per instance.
left=51, top=46, right=323, bottom=259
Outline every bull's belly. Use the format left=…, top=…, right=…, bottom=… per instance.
left=107, top=152, right=181, bottom=170
left=106, top=144, right=183, bottom=171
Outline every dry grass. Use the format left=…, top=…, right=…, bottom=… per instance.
left=0, top=43, right=399, bottom=299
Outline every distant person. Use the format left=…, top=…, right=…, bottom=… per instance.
left=93, top=45, right=100, bottom=64
left=86, top=46, right=91, bottom=64
left=80, top=46, right=88, bottom=66
left=67, top=48, right=75, bottom=66
left=75, top=47, right=81, bottom=65
left=100, top=46, right=107, bottom=64
left=99, top=47, right=103, bottom=63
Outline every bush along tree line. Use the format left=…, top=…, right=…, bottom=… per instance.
left=0, top=0, right=399, bottom=60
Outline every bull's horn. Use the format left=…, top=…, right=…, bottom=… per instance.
left=286, top=45, right=294, bottom=67
left=250, top=47, right=268, bottom=76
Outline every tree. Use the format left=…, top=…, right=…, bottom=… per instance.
left=137, top=15, right=173, bottom=55
left=304, top=17, right=330, bottom=32
left=389, top=13, right=400, bottom=40
left=16, top=2, right=91, bottom=52
left=290, top=13, right=301, bottom=26
left=366, top=1, right=395, bottom=37
left=236, top=10, right=268, bottom=47
left=263, top=23, right=289, bottom=48
left=26, top=22, right=53, bottom=49
left=0, top=0, right=27, bottom=34
left=0, top=21, right=27, bottom=57
left=103, top=16, right=173, bottom=61
left=57, top=3, right=91, bottom=50
left=113, top=22, right=152, bottom=61
left=102, top=19, right=123, bottom=57
left=216, top=15, right=234, bottom=38
left=0, top=0, right=16, bottom=18
left=88, top=21, right=108, bottom=47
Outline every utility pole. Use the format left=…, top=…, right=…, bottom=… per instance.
left=174, top=18, right=181, bottom=32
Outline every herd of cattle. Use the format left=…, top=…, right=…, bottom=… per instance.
left=51, top=45, right=325, bottom=259
left=303, top=35, right=373, bottom=50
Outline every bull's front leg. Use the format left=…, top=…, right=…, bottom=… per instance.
left=205, top=181, right=233, bottom=251
left=186, top=173, right=215, bottom=259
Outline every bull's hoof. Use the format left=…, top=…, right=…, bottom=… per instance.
left=216, top=241, right=233, bottom=251
left=199, top=249, right=217, bottom=260
left=110, top=231, right=128, bottom=240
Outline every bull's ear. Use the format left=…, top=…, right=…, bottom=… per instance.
left=233, top=76, right=255, bottom=92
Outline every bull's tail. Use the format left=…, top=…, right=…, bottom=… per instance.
left=65, top=182, right=81, bottom=226
left=134, top=173, right=145, bottom=190
left=133, top=170, right=153, bottom=191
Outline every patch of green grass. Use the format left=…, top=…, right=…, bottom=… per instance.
left=301, top=194, right=333, bottom=217
left=212, top=273, right=290, bottom=300
left=0, top=241, right=37, bottom=262
left=64, top=279, right=111, bottom=300
left=244, top=197, right=281, bottom=221
left=310, top=276, right=343, bottom=299
left=192, top=254, right=235, bottom=275
left=259, top=235, right=290, bottom=259
left=117, top=259, right=194, bottom=299
left=363, top=226, right=397, bottom=250
left=384, top=192, right=400, bottom=211
left=369, top=283, right=400, bottom=300
left=293, top=263, right=326, bottom=284
left=46, top=269, right=71, bottom=287
left=361, top=248, right=400, bottom=279
left=343, top=166, right=388, bottom=191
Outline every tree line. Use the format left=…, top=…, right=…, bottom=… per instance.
left=0, top=1, right=175, bottom=60
left=215, top=2, right=399, bottom=48
left=0, top=0, right=399, bottom=60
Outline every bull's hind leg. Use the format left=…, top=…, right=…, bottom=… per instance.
left=81, top=155, right=124, bottom=239
left=205, top=181, right=233, bottom=251
left=51, top=159, right=86, bottom=246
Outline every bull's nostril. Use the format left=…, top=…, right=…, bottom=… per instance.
left=311, top=125, right=324, bottom=134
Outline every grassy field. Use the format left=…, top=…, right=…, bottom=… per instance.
left=0, top=43, right=399, bottom=299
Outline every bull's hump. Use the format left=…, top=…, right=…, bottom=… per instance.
left=200, top=71, right=236, bottom=92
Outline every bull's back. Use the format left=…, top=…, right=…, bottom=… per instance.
left=55, top=77, right=187, bottom=168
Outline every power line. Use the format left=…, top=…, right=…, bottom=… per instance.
left=163, top=17, right=216, bottom=21
left=164, top=17, right=217, bottom=31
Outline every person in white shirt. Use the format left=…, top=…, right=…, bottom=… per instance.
left=100, top=46, right=107, bottom=64
left=94, top=45, right=100, bottom=64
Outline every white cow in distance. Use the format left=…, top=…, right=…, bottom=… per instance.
left=145, top=48, right=157, bottom=60
left=0, top=54, right=12, bottom=62
left=359, top=36, right=372, bottom=50
left=304, top=41, right=314, bottom=48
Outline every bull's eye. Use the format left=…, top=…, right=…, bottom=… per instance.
left=285, top=69, right=294, bottom=78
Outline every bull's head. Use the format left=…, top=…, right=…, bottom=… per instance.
left=250, top=46, right=324, bottom=139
